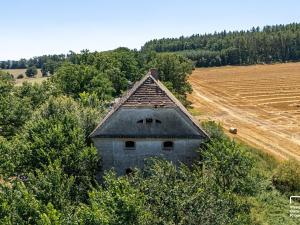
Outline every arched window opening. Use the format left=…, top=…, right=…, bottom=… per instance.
left=137, top=119, right=143, bottom=124
left=125, top=141, right=135, bottom=149
left=155, top=119, right=162, bottom=124
left=163, top=141, right=174, bottom=150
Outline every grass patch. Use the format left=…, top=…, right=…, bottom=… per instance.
left=188, top=107, right=203, bottom=116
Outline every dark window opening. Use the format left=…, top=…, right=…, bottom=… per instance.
left=125, top=141, right=135, bottom=149
left=125, top=168, right=133, bottom=175
left=163, top=141, right=174, bottom=150
left=146, top=118, right=153, bottom=123
left=155, top=119, right=162, bottom=124
left=137, top=119, right=143, bottom=124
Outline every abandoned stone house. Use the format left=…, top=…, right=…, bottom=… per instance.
left=89, top=69, right=209, bottom=175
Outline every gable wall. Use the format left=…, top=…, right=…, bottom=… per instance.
left=93, top=107, right=205, bottom=138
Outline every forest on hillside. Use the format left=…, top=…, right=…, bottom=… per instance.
left=142, top=23, right=300, bottom=67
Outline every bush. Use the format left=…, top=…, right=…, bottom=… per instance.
left=17, top=74, right=24, bottom=79
left=272, top=160, right=300, bottom=194
left=200, top=135, right=256, bottom=195
left=25, top=66, right=38, bottom=77
left=201, top=120, right=225, bottom=139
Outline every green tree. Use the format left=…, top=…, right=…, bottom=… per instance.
left=13, top=96, right=100, bottom=200
left=0, top=180, right=66, bottom=225
left=273, top=159, right=300, bottom=194
left=0, top=73, right=32, bottom=138
left=52, top=63, right=114, bottom=101
left=201, top=137, right=255, bottom=194
left=25, top=66, right=38, bottom=77
left=147, top=53, right=193, bottom=106
left=27, top=160, right=75, bottom=210
left=0, top=71, right=14, bottom=97
left=76, top=172, right=152, bottom=225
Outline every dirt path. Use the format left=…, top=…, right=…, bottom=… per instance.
left=188, top=64, right=300, bottom=160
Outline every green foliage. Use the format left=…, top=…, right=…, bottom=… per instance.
left=6, top=96, right=100, bottom=203
left=27, top=160, right=75, bottom=209
left=200, top=122, right=257, bottom=195
left=17, top=74, right=24, bottom=79
left=0, top=76, right=32, bottom=138
left=74, top=159, right=253, bottom=225
left=272, top=159, right=300, bottom=194
left=201, top=137, right=256, bottom=194
left=2, top=43, right=295, bottom=225
left=0, top=137, right=16, bottom=176
left=15, top=80, right=62, bottom=108
left=80, top=48, right=142, bottom=95
left=142, top=23, right=300, bottom=67
left=0, top=70, right=14, bottom=97
left=0, top=180, right=65, bottom=225
left=250, top=187, right=299, bottom=225
left=77, top=172, right=151, bottom=225
left=41, top=60, right=61, bottom=76
left=134, top=159, right=252, bottom=225
left=25, top=66, right=38, bottom=77
left=16, top=96, right=99, bottom=173
left=145, top=53, right=193, bottom=106
left=52, top=63, right=114, bottom=101
left=201, top=120, right=225, bottom=139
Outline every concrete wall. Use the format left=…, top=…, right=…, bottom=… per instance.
left=93, top=138, right=203, bottom=175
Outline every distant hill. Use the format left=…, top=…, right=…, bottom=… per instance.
left=142, top=23, right=300, bottom=67
left=2, top=23, right=300, bottom=69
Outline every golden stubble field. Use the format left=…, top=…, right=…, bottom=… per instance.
left=188, top=62, right=300, bottom=160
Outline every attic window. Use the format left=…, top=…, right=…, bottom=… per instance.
left=125, top=141, right=135, bottom=149
left=163, top=141, right=173, bottom=150
left=146, top=118, right=153, bottom=124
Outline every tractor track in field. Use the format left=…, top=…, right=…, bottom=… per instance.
left=188, top=63, right=300, bottom=160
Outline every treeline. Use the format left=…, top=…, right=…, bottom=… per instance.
left=142, top=23, right=300, bottom=67
left=3, top=23, right=300, bottom=70
left=0, top=54, right=65, bottom=69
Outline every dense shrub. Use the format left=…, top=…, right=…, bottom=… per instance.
left=272, top=160, right=300, bottom=194
left=25, top=66, right=38, bottom=77
left=201, top=120, right=225, bottom=139
left=17, top=74, right=24, bottom=79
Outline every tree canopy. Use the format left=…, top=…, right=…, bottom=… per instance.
left=142, top=23, right=300, bottom=67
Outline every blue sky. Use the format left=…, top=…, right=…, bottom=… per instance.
left=1, top=0, right=300, bottom=60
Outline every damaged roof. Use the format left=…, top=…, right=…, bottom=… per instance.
left=89, top=70, right=209, bottom=139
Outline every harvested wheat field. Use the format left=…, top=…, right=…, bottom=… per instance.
left=188, top=62, right=300, bottom=160
left=1, top=68, right=47, bottom=86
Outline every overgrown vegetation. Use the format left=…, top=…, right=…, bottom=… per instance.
left=0, top=46, right=299, bottom=224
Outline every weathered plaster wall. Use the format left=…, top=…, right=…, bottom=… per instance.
left=93, top=138, right=203, bottom=175
left=92, top=107, right=206, bottom=138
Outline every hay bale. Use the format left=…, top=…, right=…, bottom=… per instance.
left=229, top=127, right=237, bottom=134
